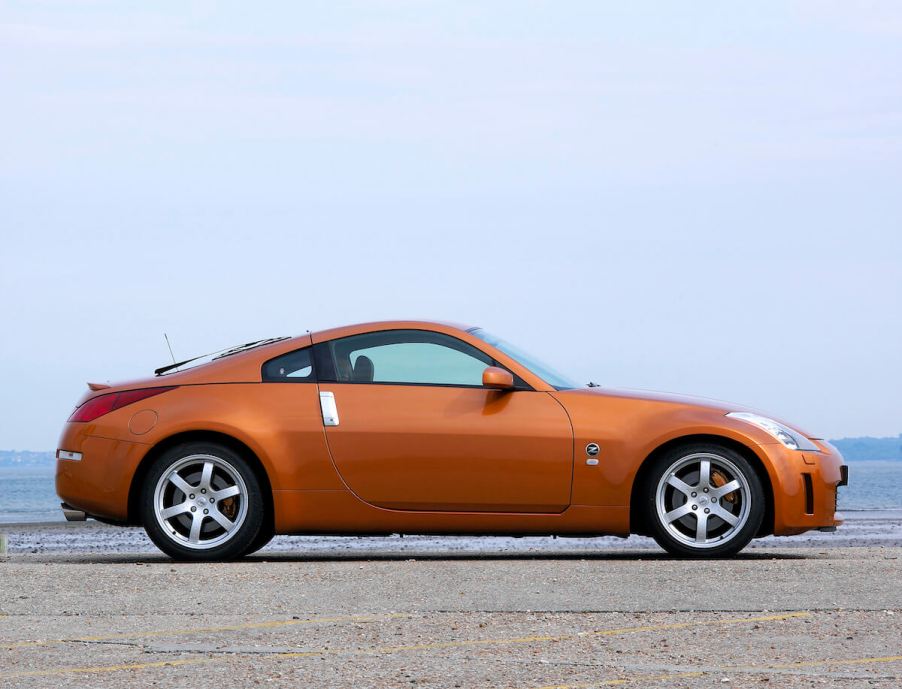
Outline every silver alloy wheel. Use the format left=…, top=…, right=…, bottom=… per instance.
left=655, top=452, right=751, bottom=549
left=153, top=454, right=249, bottom=550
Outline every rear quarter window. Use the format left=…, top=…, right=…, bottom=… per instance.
left=262, top=348, right=314, bottom=382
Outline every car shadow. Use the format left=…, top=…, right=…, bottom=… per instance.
left=246, top=550, right=814, bottom=563
left=14, top=548, right=814, bottom=565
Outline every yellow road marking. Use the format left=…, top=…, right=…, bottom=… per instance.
left=4, top=658, right=212, bottom=679
left=2, top=612, right=408, bottom=650
left=529, top=653, right=902, bottom=689
left=748, top=653, right=902, bottom=670
left=274, top=611, right=808, bottom=659
left=0, top=611, right=807, bottom=679
left=533, top=673, right=705, bottom=689
left=583, top=611, right=810, bottom=638
left=22, top=654, right=896, bottom=689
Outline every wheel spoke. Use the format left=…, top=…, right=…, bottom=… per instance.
left=710, top=503, right=739, bottom=526
left=199, top=462, right=214, bottom=490
left=212, top=485, right=240, bottom=501
left=155, top=454, right=248, bottom=549
left=666, top=475, right=694, bottom=496
left=656, top=452, right=752, bottom=549
left=710, top=479, right=741, bottom=499
left=208, top=508, right=236, bottom=532
left=188, top=513, right=204, bottom=543
left=159, top=502, right=190, bottom=520
left=167, top=472, right=194, bottom=496
left=664, top=503, right=693, bottom=523
left=698, top=460, right=711, bottom=487
left=695, top=512, right=709, bottom=542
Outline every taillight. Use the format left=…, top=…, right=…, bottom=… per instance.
left=69, top=387, right=176, bottom=423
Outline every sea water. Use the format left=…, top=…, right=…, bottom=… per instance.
left=1, top=460, right=900, bottom=524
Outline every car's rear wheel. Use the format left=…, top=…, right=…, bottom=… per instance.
left=141, top=442, right=265, bottom=561
left=643, top=443, right=765, bottom=557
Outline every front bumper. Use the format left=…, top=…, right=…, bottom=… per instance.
left=765, top=439, right=847, bottom=536
left=838, top=463, right=849, bottom=487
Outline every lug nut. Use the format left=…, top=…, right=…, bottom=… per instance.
left=189, top=494, right=195, bottom=499
left=210, top=497, right=215, bottom=503
left=704, top=508, right=710, bottom=514
left=711, top=497, right=717, bottom=503
left=691, top=505, right=698, bottom=511
left=201, top=489, right=206, bottom=494
left=190, top=506, right=196, bottom=512
left=703, top=488, right=709, bottom=493
left=691, top=492, right=697, bottom=497
left=203, top=509, right=209, bottom=515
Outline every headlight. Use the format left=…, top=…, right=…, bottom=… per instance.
left=726, top=412, right=819, bottom=452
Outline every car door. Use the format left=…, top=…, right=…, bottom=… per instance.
left=314, top=329, right=574, bottom=513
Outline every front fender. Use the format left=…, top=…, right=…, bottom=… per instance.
left=554, top=389, right=782, bottom=511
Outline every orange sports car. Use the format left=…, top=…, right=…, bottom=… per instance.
left=56, top=320, right=847, bottom=560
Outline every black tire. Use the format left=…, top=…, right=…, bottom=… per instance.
left=241, top=521, right=275, bottom=557
left=641, top=442, right=765, bottom=558
left=141, top=441, right=265, bottom=561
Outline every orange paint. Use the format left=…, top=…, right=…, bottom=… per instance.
left=55, top=320, right=845, bottom=541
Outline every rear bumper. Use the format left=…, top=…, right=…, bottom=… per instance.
left=55, top=422, right=149, bottom=522
left=60, top=503, right=87, bottom=521
left=766, top=439, right=847, bottom=536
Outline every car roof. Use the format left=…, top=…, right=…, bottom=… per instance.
left=309, top=319, right=474, bottom=343
left=121, top=321, right=477, bottom=388
left=82, top=319, right=557, bottom=399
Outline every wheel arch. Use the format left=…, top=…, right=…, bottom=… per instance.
left=127, top=430, right=275, bottom=533
left=629, top=433, right=775, bottom=538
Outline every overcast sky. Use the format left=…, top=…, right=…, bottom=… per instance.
left=2, top=1, right=900, bottom=449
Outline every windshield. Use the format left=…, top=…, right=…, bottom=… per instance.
left=469, top=328, right=580, bottom=390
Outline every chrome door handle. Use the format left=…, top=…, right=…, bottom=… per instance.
left=319, top=391, right=339, bottom=426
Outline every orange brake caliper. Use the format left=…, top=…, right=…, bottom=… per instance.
left=710, top=469, right=736, bottom=503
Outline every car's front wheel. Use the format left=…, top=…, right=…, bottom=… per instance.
left=141, top=442, right=265, bottom=561
left=643, top=443, right=765, bottom=557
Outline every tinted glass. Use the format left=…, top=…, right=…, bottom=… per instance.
left=322, top=330, right=494, bottom=386
left=262, top=348, right=314, bottom=382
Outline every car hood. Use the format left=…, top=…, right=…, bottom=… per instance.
left=556, top=386, right=820, bottom=439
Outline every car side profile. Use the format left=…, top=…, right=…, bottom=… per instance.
left=56, top=320, right=847, bottom=560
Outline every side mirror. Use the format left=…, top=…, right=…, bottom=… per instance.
left=482, top=366, right=514, bottom=390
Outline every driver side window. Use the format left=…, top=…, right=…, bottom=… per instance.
left=316, top=330, right=495, bottom=387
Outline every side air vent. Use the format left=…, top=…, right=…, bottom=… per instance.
left=803, top=473, right=814, bottom=515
